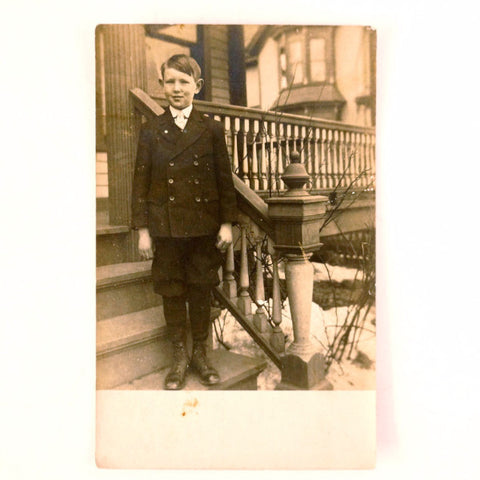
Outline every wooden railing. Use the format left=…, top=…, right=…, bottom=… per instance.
left=214, top=225, right=286, bottom=368
left=150, top=95, right=376, bottom=195
left=130, top=88, right=375, bottom=387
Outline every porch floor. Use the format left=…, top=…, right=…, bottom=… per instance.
left=112, top=349, right=267, bottom=391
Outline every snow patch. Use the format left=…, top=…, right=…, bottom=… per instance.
left=213, top=298, right=376, bottom=390
left=277, top=261, right=364, bottom=283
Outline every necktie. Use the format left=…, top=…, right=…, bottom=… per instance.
left=175, top=112, right=187, bottom=130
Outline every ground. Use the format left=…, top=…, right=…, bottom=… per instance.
left=213, top=262, right=376, bottom=390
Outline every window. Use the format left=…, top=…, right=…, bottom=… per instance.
left=309, top=37, right=326, bottom=82
left=279, top=27, right=334, bottom=89
left=287, top=38, right=304, bottom=84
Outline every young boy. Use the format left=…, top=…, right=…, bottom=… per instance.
left=131, top=54, right=237, bottom=390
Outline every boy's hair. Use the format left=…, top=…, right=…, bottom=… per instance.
left=160, top=54, right=202, bottom=81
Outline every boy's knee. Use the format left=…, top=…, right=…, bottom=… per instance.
left=153, top=280, right=186, bottom=297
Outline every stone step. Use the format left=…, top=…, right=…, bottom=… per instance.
left=96, top=224, right=131, bottom=266
left=96, top=305, right=170, bottom=389
left=112, top=349, right=268, bottom=391
left=96, top=261, right=161, bottom=321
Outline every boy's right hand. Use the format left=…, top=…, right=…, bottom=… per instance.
left=137, top=228, right=153, bottom=260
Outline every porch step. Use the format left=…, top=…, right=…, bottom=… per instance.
left=113, top=349, right=267, bottom=391
left=96, top=305, right=170, bottom=389
left=96, top=223, right=131, bottom=266
left=96, top=261, right=161, bottom=320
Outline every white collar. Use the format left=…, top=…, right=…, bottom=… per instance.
left=169, top=104, right=193, bottom=119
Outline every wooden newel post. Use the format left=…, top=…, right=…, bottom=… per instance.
left=266, top=151, right=332, bottom=390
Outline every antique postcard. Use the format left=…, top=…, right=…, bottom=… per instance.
left=95, top=23, right=376, bottom=469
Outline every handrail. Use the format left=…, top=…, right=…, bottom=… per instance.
left=151, top=95, right=375, bottom=135
left=233, top=175, right=274, bottom=238
left=130, top=88, right=164, bottom=117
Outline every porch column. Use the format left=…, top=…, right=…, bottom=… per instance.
left=266, top=152, right=331, bottom=390
left=102, top=24, right=147, bottom=228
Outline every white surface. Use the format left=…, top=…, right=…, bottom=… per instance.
left=2, top=0, right=480, bottom=478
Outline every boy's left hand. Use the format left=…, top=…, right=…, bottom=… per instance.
left=216, top=223, right=232, bottom=252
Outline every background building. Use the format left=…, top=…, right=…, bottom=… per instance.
left=244, top=25, right=376, bottom=125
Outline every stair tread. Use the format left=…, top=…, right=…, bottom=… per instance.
left=97, top=260, right=153, bottom=287
left=97, top=306, right=166, bottom=354
left=113, top=349, right=267, bottom=391
left=96, top=224, right=130, bottom=235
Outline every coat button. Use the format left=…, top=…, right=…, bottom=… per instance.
left=168, top=178, right=174, bottom=184
left=169, top=196, right=175, bottom=201
left=195, top=197, right=201, bottom=203
left=169, top=161, right=174, bottom=167
left=194, top=179, right=200, bottom=184
left=193, top=160, right=199, bottom=166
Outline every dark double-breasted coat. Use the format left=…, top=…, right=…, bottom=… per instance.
left=131, top=107, right=237, bottom=237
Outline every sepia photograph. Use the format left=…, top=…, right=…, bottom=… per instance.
left=95, top=23, right=376, bottom=468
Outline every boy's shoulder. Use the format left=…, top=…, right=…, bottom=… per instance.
left=198, top=111, right=224, bottom=132
left=139, top=116, right=161, bottom=133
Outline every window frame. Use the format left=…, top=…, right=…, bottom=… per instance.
left=278, top=26, right=336, bottom=91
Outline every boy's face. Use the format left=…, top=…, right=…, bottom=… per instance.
left=162, top=67, right=203, bottom=110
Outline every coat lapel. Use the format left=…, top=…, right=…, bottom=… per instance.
left=169, top=107, right=207, bottom=160
left=154, top=109, right=179, bottom=148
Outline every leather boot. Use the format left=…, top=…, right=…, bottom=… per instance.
left=164, top=341, right=189, bottom=390
left=190, top=342, right=220, bottom=386
left=162, top=294, right=189, bottom=390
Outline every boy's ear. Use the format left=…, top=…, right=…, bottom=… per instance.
left=195, top=78, right=204, bottom=94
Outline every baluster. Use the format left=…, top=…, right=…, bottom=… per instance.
left=338, top=130, right=346, bottom=188
left=333, top=129, right=341, bottom=187
left=361, top=133, right=368, bottom=187
left=233, top=117, right=240, bottom=176
left=269, top=121, right=277, bottom=193
left=313, top=128, right=321, bottom=189
left=251, top=119, right=259, bottom=190
left=356, top=132, right=363, bottom=187
left=223, top=242, right=237, bottom=299
left=300, top=126, right=306, bottom=169
left=345, top=130, right=352, bottom=188
left=214, top=114, right=221, bottom=122
left=224, top=116, right=232, bottom=169
left=347, top=131, right=355, bottom=186
left=370, top=133, right=376, bottom=185
left=277, top=123, right=285, bottom=190
left=293, top=125, right=300, bottom=162
left=285, top=124, right=291, bottom=177
left=253, top=239, right=268, bottom=332
left=320, top=128, right=327, bottom=189
left=217, top=265, right=223, bottom=287
left=259, top=120, right=268, bottom=191
left=351, top=133, right=360, bottom=186
left=353, top=133, right=362, bottom=188
left=344, top=131, right=351, bottom=187
left=304, top=127, right=312, bottom=183
left=326, top=129, right=333, bottom=189
left=242, top=118, right=250, bottom=186
left=270, top=256, right=285, bottom=353
left=237, top=224, right=251, bottom=315
left=364, top=134, right=371, bottom=188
